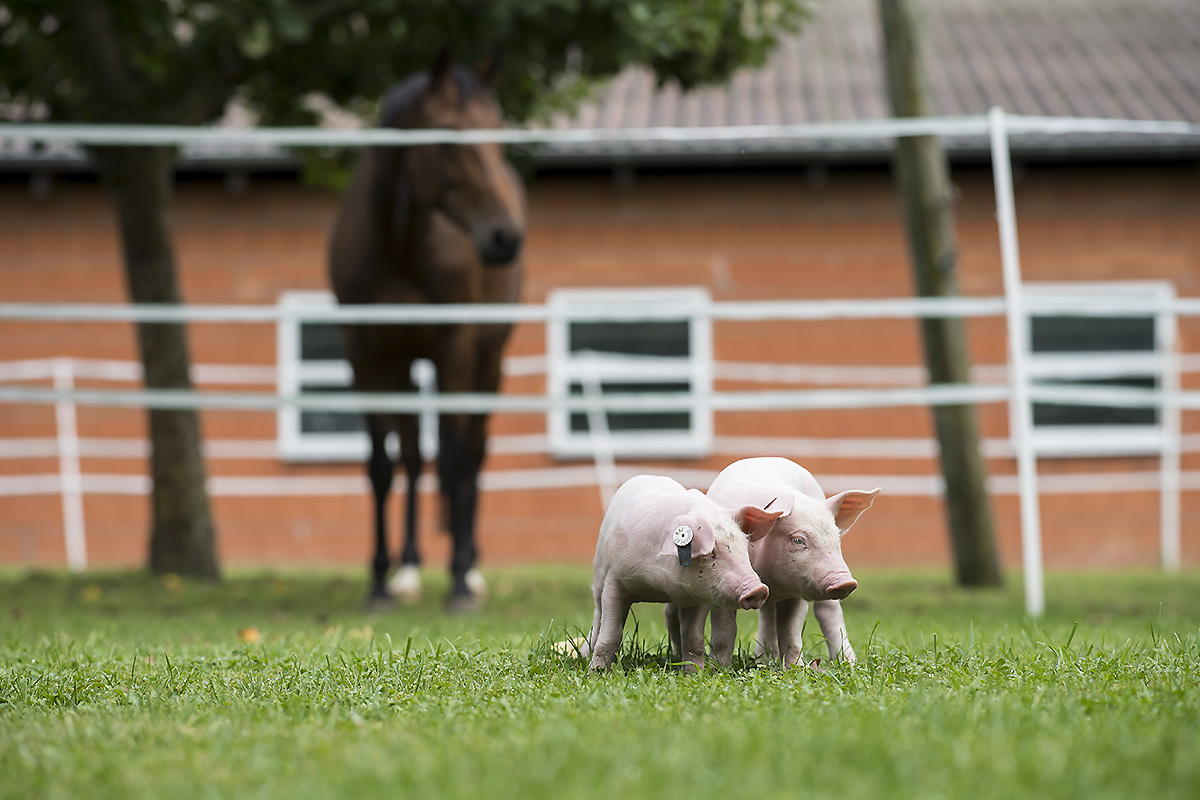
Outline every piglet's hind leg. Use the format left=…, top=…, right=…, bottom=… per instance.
left=677, top=605, right=709, bottom=673
left=709, top=608, right=738, bottom=667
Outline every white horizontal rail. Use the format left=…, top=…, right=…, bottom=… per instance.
left=0, top=382, right=1014, bottom=414
left=1, top=114, right=1197, bottom=148
left=8, top=466, right=1200, bottom=500
left=0, top=296, right=1009, bottom=324
left=5, top=295, right=1200, bottom=326
left=10, top=430, right=1200, bottom=464
left=0, top=380, right=1193, bottom=416
left=4, top=355, right=1191, bottom=391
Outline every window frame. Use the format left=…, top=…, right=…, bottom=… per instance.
left=276, top=291, right=438, bottom=463
left=546, top=287, right=713, bottom=460
left=1021, top=280, right=1175, bottom=458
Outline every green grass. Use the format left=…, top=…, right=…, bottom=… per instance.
left=2, top=566, right=1199, bottom=800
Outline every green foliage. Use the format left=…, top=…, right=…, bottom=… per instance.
left=2, top=567, right=1199, bottom=799
left=0, top=0, right=809, bottom=126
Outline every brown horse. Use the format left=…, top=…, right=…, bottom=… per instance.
left=328, top=49, right=525, bottom=610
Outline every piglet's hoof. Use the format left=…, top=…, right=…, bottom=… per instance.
left=551, top=637, right=590, bottom=658
left=444, top=592, right=482, bottom=614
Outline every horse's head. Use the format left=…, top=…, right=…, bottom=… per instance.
left=384, top=48, right=525, bottom=267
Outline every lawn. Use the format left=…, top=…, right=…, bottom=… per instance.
left=2, top=565, right=1198, bottom=800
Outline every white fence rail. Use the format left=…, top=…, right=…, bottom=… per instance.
left=4, top=109, right=1200, bottom=615
left=3, top=113, right=1198, bottom=148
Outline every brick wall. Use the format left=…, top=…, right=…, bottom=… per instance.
left=2, top=159, right=1198, bottom=573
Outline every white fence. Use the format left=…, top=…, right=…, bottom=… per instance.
left=3, top=109, right=1200, bottom=615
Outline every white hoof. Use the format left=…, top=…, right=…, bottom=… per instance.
left=387, top=565, right=422, bottom=603
left=465, top=568, right=487, bottom=596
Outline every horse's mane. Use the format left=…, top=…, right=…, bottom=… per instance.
left=379, top=67, right=492, bottom=128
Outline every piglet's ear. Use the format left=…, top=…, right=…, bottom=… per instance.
left=826, top=488, right=881, bottom=535
left=734, top=505, right=785, bottom=542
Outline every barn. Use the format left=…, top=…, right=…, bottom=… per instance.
left=2, top=0, right=1199, bottom=576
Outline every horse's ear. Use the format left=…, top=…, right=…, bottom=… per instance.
left=475, top=45, right=505, bottom=87
left=430, top=44, right=454, bottom=90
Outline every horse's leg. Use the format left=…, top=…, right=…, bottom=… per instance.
left=432, top=328, right=487, bottom=609
left=365, top=414, right=393, bottom=609
left=387, top=411, right=424, bottom=603
left=437, top=409, right=482, bottom=609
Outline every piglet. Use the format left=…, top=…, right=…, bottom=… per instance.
left=705, top=457, right=879, bottom=668
left=585, top=474, right=780, bottom=672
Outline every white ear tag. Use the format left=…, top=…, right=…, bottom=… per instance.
left=673, top=525, right=694, bottom=567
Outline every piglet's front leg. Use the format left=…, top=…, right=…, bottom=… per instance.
left=589, top=581, right=632, bottom=671
left=773, top=597, right=810, bottom=668
left=755, top=603, right=779, bottom=659
left=813, top=599, right=856, bottom=664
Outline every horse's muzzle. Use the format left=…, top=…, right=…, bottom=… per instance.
left=479, top=226, right=523, bottom=266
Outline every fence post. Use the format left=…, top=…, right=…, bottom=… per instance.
left=1160, top=300, right=1182, bottom=571
left=53, top=357, right=88, bottom=571
left=990, top=107, right=1044, bottom=616
left=579, top=351, right=619, bottom=509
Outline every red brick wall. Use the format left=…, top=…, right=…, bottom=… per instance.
left=2, top=160, right=1198, bottom=574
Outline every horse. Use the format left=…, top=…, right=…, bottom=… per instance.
left=327, top=48, right=525, bottom=611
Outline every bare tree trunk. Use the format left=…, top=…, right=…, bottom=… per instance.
left=90, top=146, right=220, bottom=579
left=877, top=0, right=1002, bottom=586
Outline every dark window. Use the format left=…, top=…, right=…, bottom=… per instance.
left=566, top=319, right=692, bottom=436
left=548, top=289, right=711, bottom=459
left=569, top=321, right=690, bottom=358
left=298, top=385, right=365, bottom=435
left=1031, top=316, right=1155, bottom=354
left=300, top=323, right=346, bottom=361
left=1030, top=315, right=1157, bottom=428
left=568, top=380, right=692, bottom=434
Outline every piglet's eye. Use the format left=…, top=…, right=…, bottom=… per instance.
left=791, top=536, right=807, bottom=548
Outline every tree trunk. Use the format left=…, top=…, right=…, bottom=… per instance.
left=877, top=0, right=1002, bottom=586
left=90, top=146, right=220, bottom=579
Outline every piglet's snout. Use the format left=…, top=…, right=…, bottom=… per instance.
left=824, top=575, right=858, bottom=600
left=740, top=582, right=770, bottom=610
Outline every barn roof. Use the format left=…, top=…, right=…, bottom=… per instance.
left=536, top=0, right=1200, bottom=165
left=3, top=0, right=1198, bottom=172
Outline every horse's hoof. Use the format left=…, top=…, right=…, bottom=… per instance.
left=444, top=592, right=482, bottom=614
left=364, top=594, right=393, bottom=613
left=465, top=568, right=487, bottom=596
left=387, top=565, right=422, bottom=604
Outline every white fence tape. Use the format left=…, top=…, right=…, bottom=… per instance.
left=2, top=114, right=1198, bottom=149
left=6, top=294, right=1200, bottom=325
